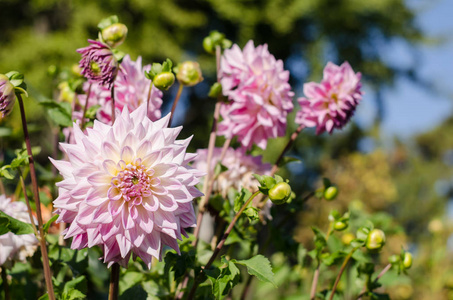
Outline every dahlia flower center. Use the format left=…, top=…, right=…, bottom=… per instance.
left=90, top=61, right=101, bottom=75
left=111, top=160, right=153, bottom=203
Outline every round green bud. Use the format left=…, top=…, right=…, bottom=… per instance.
left=208, top=82, right=222, bottom=98
left=334, top=221, right=348, bottom=231
left=268, top=182, right=292, bottom=205
left=341, top=233, right=355, bottom=245
left=388, top=254, right=400, bottom=265
left=403, top=252, right=412, bottom=269
left=153, top=72, right=175, bottom=91
left=366, top=229, right=386, bottom=251
left=176, top=61, right=203, bottom=87
left=324, top=186, right=338, bottom=201
left=71, top=64, right=83, bottom=78
left=203, top=37, right=215, bottom=54
left=102, top=23, right=128, bottom=48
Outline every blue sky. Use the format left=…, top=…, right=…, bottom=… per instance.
left=355, top=0, right=453, bottom=139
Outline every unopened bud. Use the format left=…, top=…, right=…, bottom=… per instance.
left=341, top=233, right=355, bottom=245
left=403, top=252, right=412, bottom=269
left=0, top=74, right=16, bottom=120
left=366, top=229, right=386, bottom=251
left=153, top=72, right=175, bottom=91
left=203, top=37, right=215, bottom=54
left=268, top=182, right=292, bottom=205
left=176, top=61, right=203, bottom=87
left=102, top=23, right=128, bottom=48
left=334, top=221, right=348, bottom=231
left=388, top=255, right=400, bottom=265
left=208, top=82, right=222, bottom=98
left=71, top=64, right=83, bottom=78
left=324, top=186, right=338, bottom=201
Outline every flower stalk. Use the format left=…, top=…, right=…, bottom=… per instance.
left=357, top=263, right=392, bottom=300
left=329, top=247, right=359, bottom=300
left=168, top=84, right=184, bottom=127
left=17, top=94, right=55, bottom=300
left=108, top=263, right=120, bottom=300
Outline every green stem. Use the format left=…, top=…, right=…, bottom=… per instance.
left=17, top=94, right=55, bottom=300
left=187, top=191, right=261, bottom=300
left=168, top=84, right=184, bottom=127
left=108, top=264, right=120, bottom=300
left=80, top=83, right=92, bottom=129
left=270, top=124, right=304, bottom=176
left=19, top=175, right=39, bottom=237
left=310, top=222, right=333, bottom=300
left=1, top=267, right=10, bottom=300
left=357, top=263, right=392, bottom=300
left=110, top=85, right=116, bottom=124
left=329, top=247, right=358, bottom=300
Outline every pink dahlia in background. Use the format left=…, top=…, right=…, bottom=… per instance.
left=0, top=195, right=38, bottom=266
left=0, top=74, right=16, bottom=120
left=77, top=39, right=118, bottom=88
left=51, top=105, right=203, bottom=268
left=295, top=62, right=362, bottom=134
left=192, top=147, right=271, bottom=198
left=78, top=55, right=163, bottom=124
left=217, top=41, right=294, bottom=150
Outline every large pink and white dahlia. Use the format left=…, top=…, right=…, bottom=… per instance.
left=51, top=105, right=203, bottom=268
left=217, top=41, right=294, bottom=150
left=295, top=62, right=362, bottom=134
left=0, top=195, right=38, bottom=266
left=192, top=147, right=271, bottom=198
left=78, top=55, right=163, bottom=124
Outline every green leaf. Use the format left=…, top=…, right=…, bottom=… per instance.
left=233, top=255, right=277, bottom=287
left=311, top=226, right=327, bottom=252
left=0, top=165, right=14, bottom=179
left=321, top=251, right=346, bottom=266
left=48, top=108, right=73, bottom=127
left=37, top=293, right=50, bottom=300
left=233, top=188, right=251, bottom=213
left=62, top=288, right=86, bottom=300
left=211, top=256, right=241, bottom=299
left=43, top=214, right=59, bottom=233
left=98, top=15, right=119, bottom=30
left=119, top=272, right=143, bottom=295
left=277, top=156, right=301, bottom=167
left=0, top=210, right=34, bottom=235
left=244, top=207, right=259, bottom=221
left=214, top=162, right=228, bottom=178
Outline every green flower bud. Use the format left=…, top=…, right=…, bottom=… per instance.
left=268, top=182, right=292, bottom=205
left=388, top=254, right=400, bottom=265
left=324, top=186, right=338, bottom=201
left=153, top=72, right=175, bottom=91
left=47, top=65, right=58, bottom=78
left=71, top=64, right=83, bottom=78
left=176, top=61, right=203, bottom=87
left=334, top=221, right=348, bottom=231
left=203, top=36, right=215, bottom=54
left=208, top=82, right=222, bottom=98
left=403, top=252, right=412, bottom=269
left=366, top=229, right=386, bottom=251
left=101, top=23, right=128, bottom=48
left=341, top=232, right=355, bottom=245
left=58, top=82, right=75, bottom=103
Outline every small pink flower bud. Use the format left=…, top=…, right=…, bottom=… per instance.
left=0, top=74, right=16, bottom=120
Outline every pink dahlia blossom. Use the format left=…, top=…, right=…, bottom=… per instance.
left=51, top=105, right=203, bottom=268
left=0, top=195, right=38, bottom=266
left=295, top=62, right=362, bottom=134
left=0, top=74, right=16, bottom=120
left=192, top=147, right=271, bottom=198
left=217, top=41, right=294, bottom=150
left=77, top=39, right=119, bottom=88
left=78, top=55, right=163, bottom=124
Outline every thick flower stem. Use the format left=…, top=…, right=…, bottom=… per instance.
left=357, top=263, right=392, bottom=300
left=329, top=247, right=358, bottom=300
left=19, top=175, right=39, bottom=237
left=187, top=191, right=261, bottom=300
left=111, top=85, right=116, bottom=124
left=81, top=83, right=92, bottom=129
left=310, top=223, right=333, bottom=300
left=169, top=84, right=184, bottom=127
left=17, top=94, right=55, bottom=300
left=2, top=267, right=10, bottom=300
left=108, top=263, right=120, bottom=300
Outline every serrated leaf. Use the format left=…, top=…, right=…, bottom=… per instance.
left=0, top=210, right=34, bottom=235
left=212, top=256, right=241, bottom=299
left=234, top=188, right=251, bottom=213
left=233, top=255, right=276, bottom=287
left=62, top=288, right=86, bottom=300
left=311, top=226, right=327, bottom=252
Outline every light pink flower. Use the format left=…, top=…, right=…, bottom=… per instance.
left=217, top=41, right=294, bottom=150
left=51, top=105, right=203, bottom=268
left=295, top=62, right=362, bottom=134
left=0, top=195, right=38, bottom=266
left=192, top=147, right=271, bottom=198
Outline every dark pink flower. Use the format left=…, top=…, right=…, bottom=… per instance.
left=77, top=40, right=118, bottom=88
left=295, top=62, right=362, bottom=134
